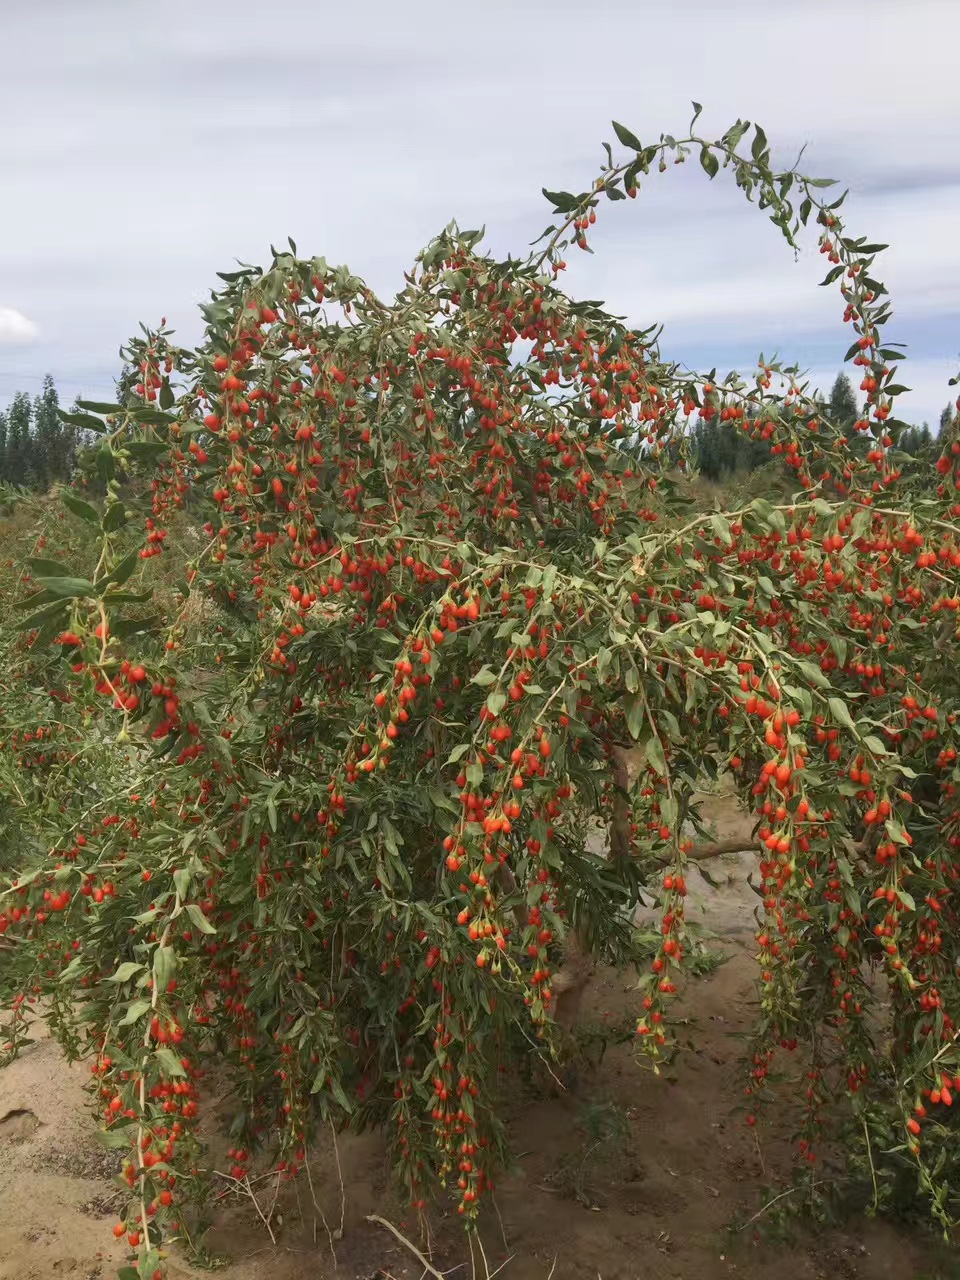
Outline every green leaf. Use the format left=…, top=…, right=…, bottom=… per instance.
left=125, top=440, right=170, bottom=463
left=109, top=962, right=144, bottom=983
left=140, top=1249, right=163, bottom=1276
left=15, top=587, right=56, bottom=610
left=153, top=945, right=176, bottom=993
left=486, top=691, right=507, bottom=716
left=709, top=513, right=733, bottom=547
left=77, top=399, right=123, bottom=414
left=128, top=406, right=176, bottom=426
left=119, top=999, right=152, bottom=1026
left=428, top=786, right=458, bottom=815
left=58, top=954, right=85, bottom=983
left=27, top=557, right=70, bottom=577
left=722, top=119, right=751, bottom=150
left=699, top=147, right=719, bottom=179
left=542, top=188, right=579, bottom=213
left=796, top=660, right=830, bottom=690
left=34, top=575, right=97, bottom=599
left=96, top=1126, right=134, bottom=1150
left=185, top=903, right=216, bottom=934
left=96, top=442, right=116, bottom=482
left=470, top=665, right=498, bottom=687
left=828, top=696, right=857, bottom=733
left=751, top=125, right=768, bottom=161
left=381, top=815, right=403, bottom=855
left=329, top=1074, right=354, bottom=1114
left=625, top=696, right=644, bottom=740
left=612, top=120, right=643, bottom=150
left=159, top=377, right=175, bottom=411
left=100, top=547, right=141, bottom=590
left=16, top=599, right=68, bottom=633
left=62, top=491, right=100, bottom=523
left=155, top=1046, right=186, bottom=1078
left=57, top=408, right=106, bottom=434
left=885, top=818, right=910, bottom=846
left=646, top=734, right=667, bottom=778
left=101, top=502, right=128, bottom=533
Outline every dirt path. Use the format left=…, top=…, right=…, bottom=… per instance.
left=1, top=795, right=953, bottom=1279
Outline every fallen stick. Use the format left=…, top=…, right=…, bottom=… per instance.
left=685, top=837, right=763, bottom=861
left=366, top=1213, right=447, bottom=1280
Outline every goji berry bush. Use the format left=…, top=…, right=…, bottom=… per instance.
left=2, top=110, right=960, bottom=1278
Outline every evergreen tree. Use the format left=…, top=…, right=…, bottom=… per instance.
left=693, top=413, right=772, bottom=482
left=0, top=377, right=71, bottom=490
left=5, top=391, right=33, bottom=487
left=828, top=372, right=859, bottom=426
left=32, top=374, right=70, bottom=488
left=901, top=423, right=934, bottom=457
left=941, top=403, right=956, bottom=434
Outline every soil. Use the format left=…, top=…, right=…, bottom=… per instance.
left=2, top=791, right=956, bottom=1280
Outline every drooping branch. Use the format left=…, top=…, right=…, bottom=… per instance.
left=609, top=744, right=632, bottom=862
left=683, top=837, right=763, bottom=862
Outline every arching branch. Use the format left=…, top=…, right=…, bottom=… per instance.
left=681, top=837, right=763, bottom=863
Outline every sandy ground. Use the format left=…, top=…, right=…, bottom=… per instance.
left=1, top=792, right=955, bottom=1280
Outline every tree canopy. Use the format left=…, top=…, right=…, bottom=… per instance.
left=3, top=113, right=960, bottom=1279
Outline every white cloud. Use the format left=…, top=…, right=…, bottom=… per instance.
left=802, top=359, right=958, bottom=430
left=0, top=307, right=39, bottom=345
left=0, top=0, right=956, bottom=422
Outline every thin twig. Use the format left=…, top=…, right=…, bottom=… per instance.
left=737, top=1180, right=825, bottom=1230
left=366, top=1213, right=446, bottom=1280
left=265, top=1166, right=282, bottom=1224
left=752, top=1126, right=766, bottom=1178
left=861, top=1116, right=879, bottom=1214
left=483, top=1246, right=515, bottom=1279
left=241, top=1174, right=277, bottom=1244
left=303, top=1135, right=338, bottom=1262
left=210, top=1167, right=278, bottom=1202
left=684, top=837, right=763, bottom=862
left=490, top=1192, right=509, bottom=1253
left=329, top=1117, right=346, bottom=1238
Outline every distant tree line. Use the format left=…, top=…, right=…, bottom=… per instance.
left=0, top=370, right=953, bottom=493
left=0, top=376, right=77, bottom=491
left=693, top=371, right=952, bottom=482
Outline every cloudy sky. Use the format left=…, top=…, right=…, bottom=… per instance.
left=2, top=0, right=958, bottom=425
